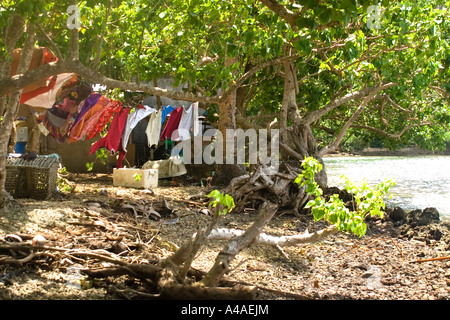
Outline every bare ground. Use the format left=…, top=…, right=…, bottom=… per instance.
left=1, top=173, right=449, bottom=300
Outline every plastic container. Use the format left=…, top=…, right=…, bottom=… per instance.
left=113, top=168, right=158, bottom=189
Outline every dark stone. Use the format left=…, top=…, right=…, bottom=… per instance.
left=407, top=207, right=440, bottom=227
left=419, top=207, right=440, bottom=225
left=389, top=206, right=407, bottom=222
left=429, top=228, right=443, bottom=241
left=406, top=209, right=423, bottom=227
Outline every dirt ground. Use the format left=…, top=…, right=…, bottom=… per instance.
left=0, top=173, right=449, bottom=300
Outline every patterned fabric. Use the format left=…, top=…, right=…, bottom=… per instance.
left=10, top=47, right=59, bottom=104
left=68, top=96, right=122, bottom=142
left=42, top=110, right=78, bottom=143
left=72, top=93, right=102, bottom=127
left=24, top=73, right=78, bottom=110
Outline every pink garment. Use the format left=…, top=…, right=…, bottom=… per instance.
left=68, top=96, right=122, bottom=142
left=160, top=107, right=183, bottom=141
left=90, top=107, right=130, bottom=155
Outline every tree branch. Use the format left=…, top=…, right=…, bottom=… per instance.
left=201, top=202, right=279, bottom=287
left=68, top=0, right=79, bottom=60
left=0, top=59, right=220, bottom=104
left=207, top=224, right=338, bottom=247
left=318, top=84, right=395, bottom=156
left=257, top=0, right=302, bottom=30
left=351, top=122, right=433, bottom=140
left=36, top=22, right=63, bottom=60
left=375, top=94, right=413, bottom=113
left=303, top=82, right=396, bottom=125
left=228, top=54, right=301, bottom=99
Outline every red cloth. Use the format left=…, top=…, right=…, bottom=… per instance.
left=160, top=107, right=183, bottom=141
left=90, top=107, right=130, bottom=155
left=68, top=96, right=122, bottom=142
left=10, top=47, right=59, bottom=104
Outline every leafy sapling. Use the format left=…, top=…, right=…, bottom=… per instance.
left=207, top=189, right=236, bottom=216
left=295, top=157, right=395, bottom=237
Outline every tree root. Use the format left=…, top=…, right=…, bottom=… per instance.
left=0, top=242, right=261, bottom=300
left=225, top=163, right=304, bottom=214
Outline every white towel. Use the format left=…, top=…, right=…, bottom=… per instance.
left=145, top=110, right=162, bottom=147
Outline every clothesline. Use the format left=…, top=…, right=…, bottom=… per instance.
left=90, top=102, right=201, bottom=169
left=24, top=73, right=203, bottom=170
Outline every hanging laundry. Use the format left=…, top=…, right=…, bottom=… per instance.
left=60, top=80, right=92, bottom=105
left=42, top=95, right=86, bottom=143
left=42, top=112, right=77, bottom=143
left=145, top=110, right=162, bottom=147
left=120, top=105, right=156, bottom=152
left=90, top=106, right=130, bottom=155
left=161, top=105, right=175, bottom=125
left=23, top=73, right=78, bottom=110
left=72, top=93, right=102, bottom=127
left=173, top=104, right=194, bottom=141
left=116, top=150, right=127, bottom=169
left=10, top=47, right=59, bottom=104
left=68, top=95, right=122, bottom=142
left=160, top=106, right=183, bottom=141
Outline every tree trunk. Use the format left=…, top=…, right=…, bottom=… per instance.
left=211, top=87, right=248, bottom=185
left=25, top=112, right=41, bottom=153
left=201, top=201, right=279, bottom=287
left=0, top=23, right=36, bottom=207
left=280, top=61, right=298, bottom=144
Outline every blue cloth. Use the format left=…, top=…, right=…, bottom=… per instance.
left=161, top=105, right=175, bottom=125
left=14, top=142, right=26, bottom=154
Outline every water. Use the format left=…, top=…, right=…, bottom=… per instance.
left=323, top=156, right=450, bottom=222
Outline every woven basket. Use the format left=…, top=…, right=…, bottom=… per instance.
left=5, top=156, right=59, bottom=200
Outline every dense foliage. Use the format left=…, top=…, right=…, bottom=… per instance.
left=1, top=0, right=449, bottom=152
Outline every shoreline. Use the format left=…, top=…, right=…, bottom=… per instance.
left=324, top=146, right=450, bottom=157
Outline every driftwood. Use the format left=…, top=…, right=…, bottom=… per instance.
left=206, top=224, right=339, bottom=247
left=0, top=241, right=259, bottom=300
left=225, top=163, right=308, bottom=216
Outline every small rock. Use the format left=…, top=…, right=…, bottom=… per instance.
left=429, top=229, right=442, bottom=241
left=362, top=272, right=374, bottom=279
left=389, top=206, right=406, bottom=222
left=32, top=235, right=46, bottom=246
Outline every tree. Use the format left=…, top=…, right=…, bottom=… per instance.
left=230, top=0, right=448, bottom=211
left=0, top=0, right=448, bottom=298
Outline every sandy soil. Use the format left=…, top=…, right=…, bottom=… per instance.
left=0, top=173, right=449, bottom=300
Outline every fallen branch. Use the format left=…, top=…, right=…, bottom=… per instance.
left=206, top=224, right=338, bottom=247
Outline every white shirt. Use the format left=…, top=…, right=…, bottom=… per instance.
left=121, top=105, right=155, bottom=152
left=174, top=103, right=194, bottom=141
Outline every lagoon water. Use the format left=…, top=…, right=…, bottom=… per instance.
left=323, top=156, right=450, bottom=222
